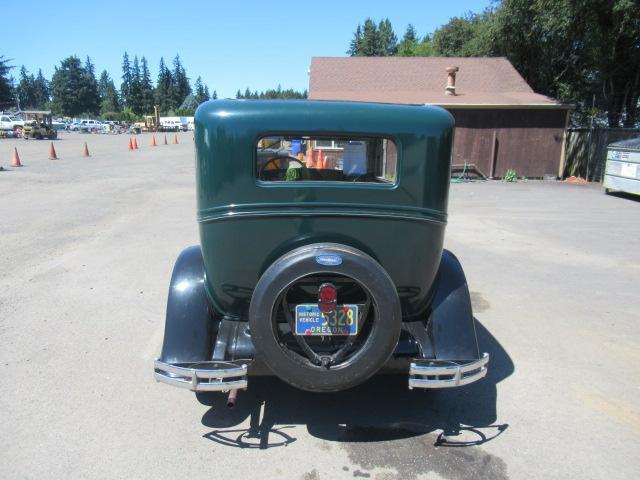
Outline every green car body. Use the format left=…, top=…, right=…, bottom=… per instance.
left=194, top=99, right=454, bottom=320
left=154, top=99, right=488, bottom=396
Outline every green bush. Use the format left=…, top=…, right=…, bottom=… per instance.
left=503, top=169, right=518, bottom=182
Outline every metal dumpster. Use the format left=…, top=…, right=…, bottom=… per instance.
left=604, top=137, right=640, bottom=196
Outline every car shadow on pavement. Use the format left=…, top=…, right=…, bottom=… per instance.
left=198, top=320, right=513, bottom=450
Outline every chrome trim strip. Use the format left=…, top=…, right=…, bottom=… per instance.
left=197, top=202, right=447, bottom=225
left=154, top=359, right=249, bottom=392
left=200, top=211, right=446, bottom=225
left=408, top=353, right=489, bottom=389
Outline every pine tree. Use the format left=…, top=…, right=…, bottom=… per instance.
left=171, top=54, right=191, bottom=108
left=33, top=69, right=50, bottom=108
left=98, top=70, right=120, bottom=114
left=16, top=66, right=36, bottom=109
left=360, top=19, right=379, bottom=56
left=348, top=25, right=363, bottom=55
left=82, top=56, right=100, bottom=114
left=129, top=55, right=142, bottom=114
left=211, top=89, right=217, bottom=100
left=51, top=56, right=97, bottom=116
left=121, top=52, right=132, bottom=108
left=155, top=57, right=173, bottom=114
left=140, top=56, right=154, bottom=114
left=194, top=76, right=209, bottom=104
left=0, top=56, right=13, bottom=109
left=377, top=19, right=398, bottom=56
left=236, top=89, right=242, bottom=99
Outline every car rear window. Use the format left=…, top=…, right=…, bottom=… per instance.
left=256, top=135, right=397, bottom=184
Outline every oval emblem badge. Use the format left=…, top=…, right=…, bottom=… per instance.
left=315, top=254, right=342, bottom=266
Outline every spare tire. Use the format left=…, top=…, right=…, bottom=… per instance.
left=249, top=243, right=402, bottom=392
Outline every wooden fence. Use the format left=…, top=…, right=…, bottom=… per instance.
left=564, top=128, right=640, bottom=181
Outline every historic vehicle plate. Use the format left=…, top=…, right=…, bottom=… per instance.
left=295, top=304, right=358, bottom=336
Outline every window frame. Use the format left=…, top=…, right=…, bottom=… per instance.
left=254, top=132, right=400, bottom=189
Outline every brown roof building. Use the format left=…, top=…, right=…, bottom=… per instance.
left=309, top=57, right=572, bottom=178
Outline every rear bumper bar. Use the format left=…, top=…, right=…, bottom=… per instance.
left=408, top=353, right=489, bottom=389
left=154, top=359, right=249, bottom=392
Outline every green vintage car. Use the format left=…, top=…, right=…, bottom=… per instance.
left=154, top=100, right=488, bottom=402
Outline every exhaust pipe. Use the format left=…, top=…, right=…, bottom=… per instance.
left=227, top=389, right=239, bottom=408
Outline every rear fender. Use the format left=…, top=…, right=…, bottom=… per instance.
left=429, top=250, right=481, bottom=360
left=159, top=246, right=213, bottom=364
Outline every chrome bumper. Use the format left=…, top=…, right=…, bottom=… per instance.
left=409, top=353, right=489, bottom=389
left=154, top=359, right=249, bottom=392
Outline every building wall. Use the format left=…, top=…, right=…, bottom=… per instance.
left=448, top=108, right=568, bottom=178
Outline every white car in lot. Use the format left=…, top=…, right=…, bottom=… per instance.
left=79, top=119, right=102, bottom=132
left=0, top=114, right=25, bottom=134
left=160, top=117, right=188, bottom=132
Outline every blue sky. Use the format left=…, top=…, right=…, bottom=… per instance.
left=3, top=0, right=492, bottom=98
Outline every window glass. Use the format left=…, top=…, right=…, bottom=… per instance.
left=256, top=135, right=397, bottom=184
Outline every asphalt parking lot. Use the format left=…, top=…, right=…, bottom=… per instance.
left=1, top=132, right=638, bottom=480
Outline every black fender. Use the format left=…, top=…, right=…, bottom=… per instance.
left=159, top=245, right=213, bottom=364
left=429, top=249, right=481, bottom=360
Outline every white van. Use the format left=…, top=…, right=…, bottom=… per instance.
left=160, top=117, right=188, bottom=132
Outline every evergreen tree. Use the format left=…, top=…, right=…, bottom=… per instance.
left=211, top=89, right=217, bottom=100
left=33, top=69, right=50, bottom=108
left=171, top=54, right=191, bottom=108
left=140, top=56, right=154, bottom=114
left=155, top=57, right=173, bottom=114
left=360, top=19, right=379, bottom=56
left=82, top=56, right=100, bottom=114
left=348, top=18, right=397, bottom=56
left=98, top=70, right=120, bottom=114
left=377, top=19, right=397, bottom=55
left=121, top=52, right=132, bottom=108
left=347, top=25, right=363, bottom=55
left=51, top=56, right=98, bottom=116
left=194, top=76, right=209, bottom=104
left=234, top=86, right=307, bottom=100
left=128, top=55, right=142, bottom=114
left=0, top=56, right=13, bottom=109
left=16, top=66, right=36, bottom=109
left=397, top=25, right=419, bottom=56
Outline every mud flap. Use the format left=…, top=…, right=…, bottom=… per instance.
left=159, top=245, right=213, bottom=364
left=429, top=250, right=481, bottom=361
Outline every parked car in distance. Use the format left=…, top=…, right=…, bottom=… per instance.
left=79, top=119, right=102, bottom=132
left=154, top=100, right=489, bottom=405
left=160, top=116, right=188, bottom=132
left=0, top=114, right=25, bottom=135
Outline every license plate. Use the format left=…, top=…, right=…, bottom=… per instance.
left=295, top=304, right=358, bottom=336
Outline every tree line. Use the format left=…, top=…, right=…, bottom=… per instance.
left=235, top=86, right=307, bottom=100
left=348, top=0, right=640, bottom=128
left=0, top=53, right=306, bottom=119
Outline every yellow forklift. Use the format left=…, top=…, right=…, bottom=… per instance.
left=21, top=110, right=58, bottom=140
left=132, top=106, right=160, bottom=133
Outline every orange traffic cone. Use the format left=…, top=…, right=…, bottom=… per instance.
left=11, top=147, right=23, bottom=167
left=173, top=134, right=179, bottom=144
left=133, top=138, right=139, bottom=149
left=82, top=142, right=90, bottom=157
left=128, top=138, right=134, bottom=150
left=151, top=135, right=157, bottom=147
left=306, top=146, right=315, bottom=167
left=49, top=142, right=58, bottom=160
left=163, top=135, right=168, bottom=145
